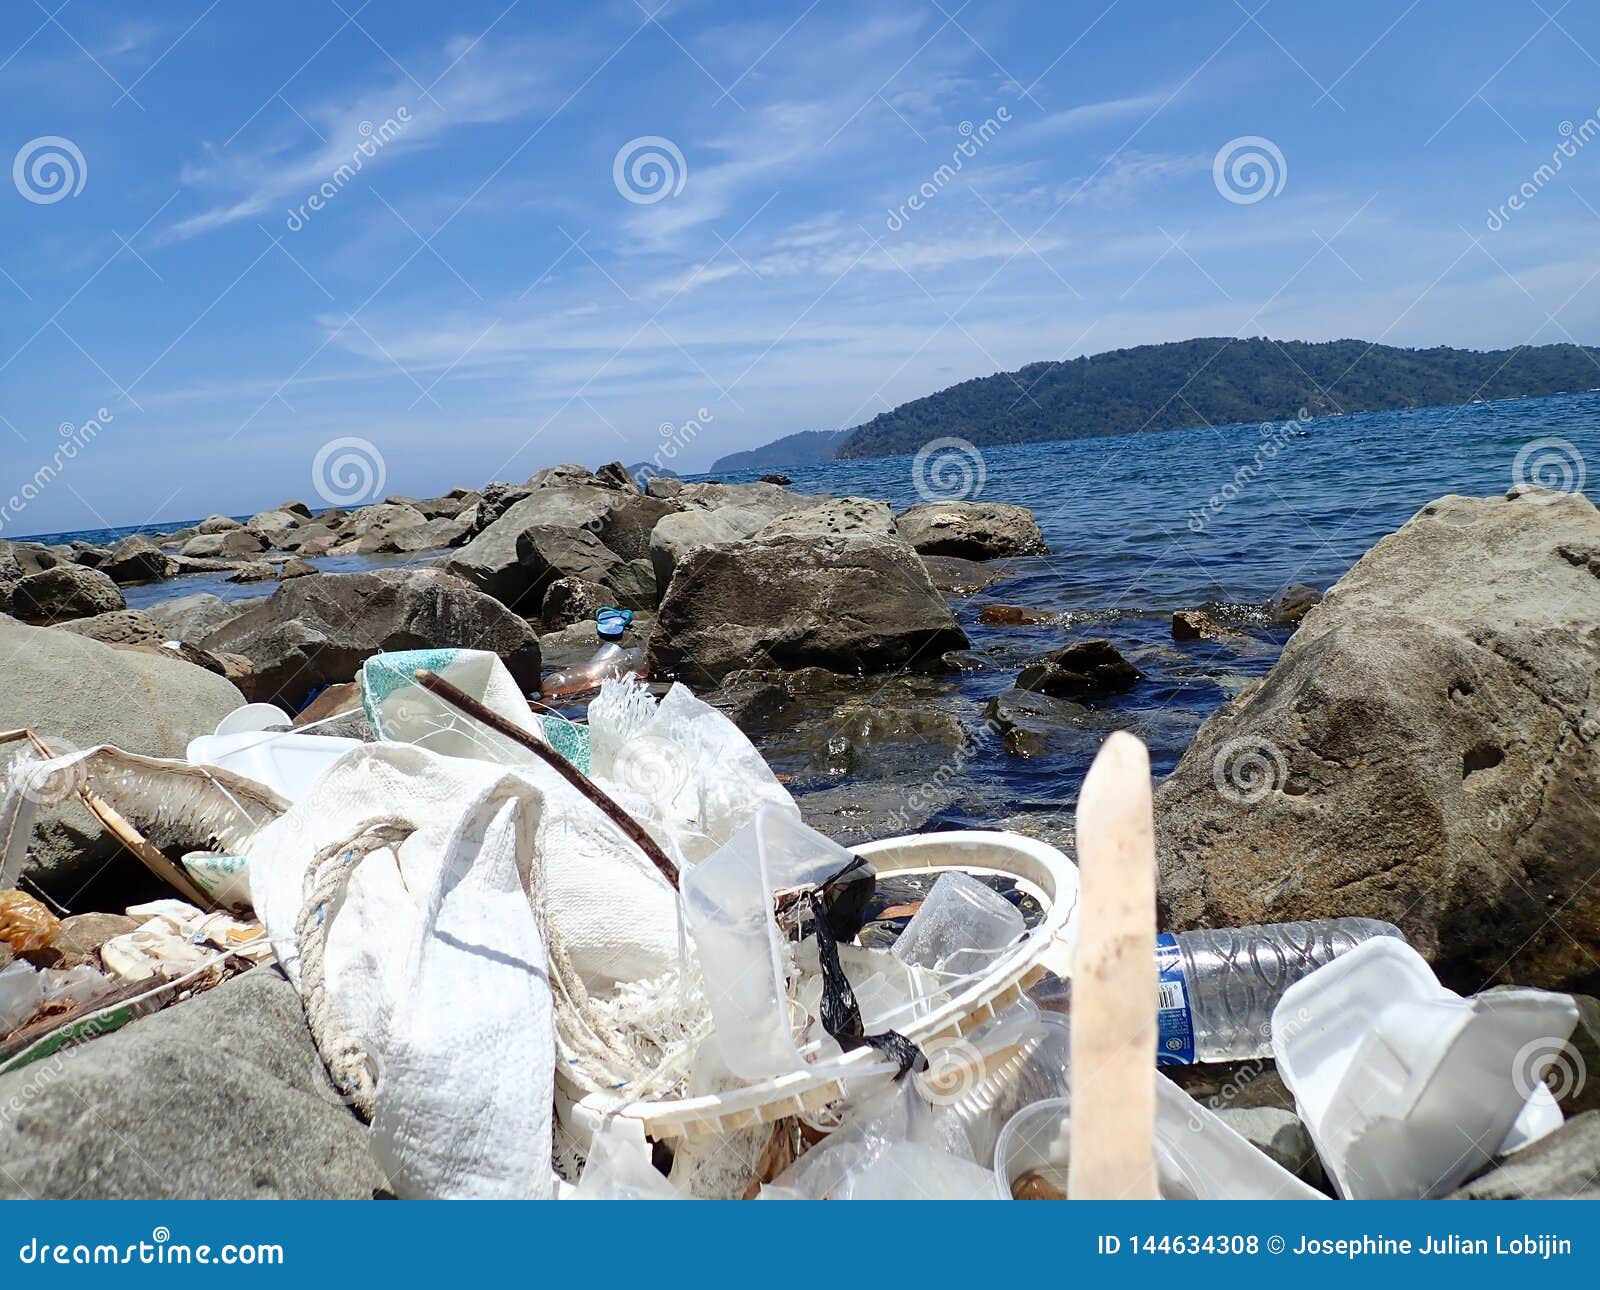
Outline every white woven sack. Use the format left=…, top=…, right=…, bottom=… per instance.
left=250, top=744, right=560, bottom=1198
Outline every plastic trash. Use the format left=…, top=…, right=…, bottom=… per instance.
left=594, top=607, right=633, bottom=642
left=213, top=702, right=293, bottom=735
left=0, top=888, right=60, bottom=954
left=892, top=870, right=1025, bottom=978
left=187, top=731, right=362, bottom=803
left=1271, top=935, right=1580, bottom=1199
left=992, top=1079, right=1325, bottom=1200
left=542, top=643, right=644, bottom=698
left=681, top=805, right=861, bottom=1080
left=362, top=648, right=550, bottom=767
left=181, top=851, right=252, bottom=909
left=1156, top=918, right=1402, bottom=1064
left=0, top=960, right=44, bottom=1034
left=574, top=1117, right=680, bottom=1200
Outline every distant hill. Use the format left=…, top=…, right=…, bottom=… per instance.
left=713, top=338, right=1600, bottom=466
left=708, top=428, right=850, bottom=473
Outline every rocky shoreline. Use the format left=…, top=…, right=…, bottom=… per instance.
left=1, top=465, right=1598, bottom=1198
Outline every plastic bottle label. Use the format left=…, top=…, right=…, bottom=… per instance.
left=1154, top=932, right=1195, bottom=1065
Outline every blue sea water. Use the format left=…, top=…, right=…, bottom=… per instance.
left=18, top=391, right=1597, bottom=827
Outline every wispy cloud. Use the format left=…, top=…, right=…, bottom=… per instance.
left=165, top=37, right=556, bottom=242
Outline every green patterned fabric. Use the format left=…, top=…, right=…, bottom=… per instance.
left=361, top=648, right=463, bottom=736
left=541, top=716, right=591, bottom=775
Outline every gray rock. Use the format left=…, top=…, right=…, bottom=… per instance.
left=226, top=560, right=278, bottom=583
left=755, top=496, right=896, bottom=541
left=10, top=564, right=126, bottom=623
left=144, top=593, right=241, bottom=642
left=919, top=554, right=1006, bottom=596
left=329, top=502, right=427, bottom=553
left=649, top=506, right=771, bottom=595
left=277, top=500, right=314, bottom=519
left=645, top=476, right=685, bottom=500
left=53, top=609, right=164, bottom=646
left=1212, top=1106, right=1326, bottom=1190
left=7, top=543, right=61, bottom=575
left=983, top=687, right=1101, bottom=757
left=102, top=534, right=175, bottom=584
left=895, top=501, right=1048, bottom=559
left=445, top=490, right=666, bottom=613
left=673, top=480, right=816, bottom=517
left=68, top=541, right=110, bottom=568
left=199, top=568, right=541, bottom=708
left=1015, top=638, right=1142, bottom=699
left=278, top=556, right=318, bottom=580
left=1450, top=1111, right=1600, bottom=1199
left=1157, top=489, right=1600, bottom=991
left=0, top=967, right=385, bottom=1199
left=195, top=514, right=243, bottom=534
left=648, top=533, right=969, bottom=687
left=593, top=460, right=639, bottom=492
left=245, top=508, right=302, bottom=547
left=0, top=615, right=244, bottom=899
left=180, top=529, right=266, bottom=559
left=280, top=523, right=337, bottom=555
left=527, top=463, right=600, bottom=490
left=539, top=576, right=614, bottom=630
left=1270, top=583, right=1322, bottom=624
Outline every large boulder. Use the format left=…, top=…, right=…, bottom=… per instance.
left=10, top=564, right=125, bottom=623
left=649, top=506, right=772, bottom=595
left=180, top=529, right=266, bottom=559
left=329, top=502, right=428, bottom=553
left=54, top=609, right=165, bottom=646
left=895, top=501, right=1048, bottom=558
left=1157, top=489, right=1600, bottom=992
left=0, top=616, right=245, bottom=899
left=199, top=568, right=541, bottom=708
left=101, top=534, right=175, bottom=584
left=195, top=514, right=243, bottom=534
left=0, top=967, right=384, bottom=1199
left=444, top=488, right=668, bottom=612
left=245, top=508, right=302, bottom=547
left=648, top=533, right=969, bottom=687
left=754, top=496, right=896, bottom=541
left=144, top=592, right=242, bottom=641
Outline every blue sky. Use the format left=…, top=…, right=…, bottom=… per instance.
left=3, top=0, right=1600, bottom=534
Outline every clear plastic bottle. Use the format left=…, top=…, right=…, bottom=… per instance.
left=1155, top=918, right=1402, bottom=1064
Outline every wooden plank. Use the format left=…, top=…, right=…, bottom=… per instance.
left=1069, top=731, right=1159, bottom=1199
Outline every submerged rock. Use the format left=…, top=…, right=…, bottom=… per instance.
left=0, top=967, right=384, bottom=1199
left=895, top=501, right=1048, bottom=559
left=1157, top=489, right=1600, bottom=992
left=199, top=568, right=540, bottom=709
left=1015, top=638, right=1142, bottom=699
left=648, top=533, right=969, bottom=687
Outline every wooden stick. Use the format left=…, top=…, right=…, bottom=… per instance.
left=1069, top=731, right=1159, bottom=1200
left=413, top=669, right=680, bottom=889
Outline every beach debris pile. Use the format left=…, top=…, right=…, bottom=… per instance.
left=0, top=629, right=1588, bottom=1201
